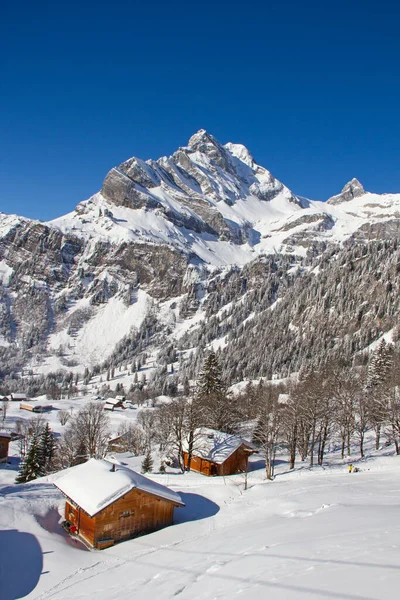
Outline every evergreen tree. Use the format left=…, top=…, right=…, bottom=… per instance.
left=195, top=351, right=237, bottom=432
left=141, top=450, right=153, bottom=474
left=368, top=340, right=393, bottom=388
left=197, top=352, right=227, bottom=398
left=16, top=435, right=42, bottom=483
left=38, top=423, right=55, bottom=475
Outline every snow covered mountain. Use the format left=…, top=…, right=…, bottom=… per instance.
left=51, top=130, right=400, bottom=265
left=1, top=129, right=400, bottom=377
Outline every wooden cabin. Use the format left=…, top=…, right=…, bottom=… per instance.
left=54, top=458, right=184, bottom=549
left=182, top=427, right=257, bottom=476
left=10, top=393, right=28, bottom=402
left=104, top=397, right=125, bottom=412
left=0, top=431, right=11, bottom=463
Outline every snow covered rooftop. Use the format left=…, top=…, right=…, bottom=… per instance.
left=183, top=427, right=256, bottom=465
left=54, top=459, right=184, bottom=516
left=0, top=431, right=11, bottom=439
left=104, top=398, right=122, bottom=406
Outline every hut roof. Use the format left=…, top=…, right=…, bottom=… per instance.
left=0, top=431, right=12, bottom=439
left=104, top=398, right=121, bottom=406
left=54, top=458, right=184, bottom=516
left=183, top=427, right=255, bottom=465
left=11, top=393, right=27, bottom=400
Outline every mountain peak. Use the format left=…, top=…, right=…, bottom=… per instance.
left=342, top=178, right=364, bottom=195
left=187, top=129, right=217, bottom=148
left=186, top=129, right=230, bottom=170
left=327, top=178, right=366, bottom=205
left=187, top=130, right=224, bottom=155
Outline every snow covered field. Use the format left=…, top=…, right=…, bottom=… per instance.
left=1, top=432, right=400, bottom=600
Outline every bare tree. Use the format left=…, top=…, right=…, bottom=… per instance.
left=353, top=369, right=369, bottom=458
left=1, top=398, right=7, bottom=423
left=330, top=368, right=357, bottom=458
left=15, top=415, right=46, bottom=457
left=155, top=397, right=203, bottom=471
left=60, top=402, right=110, bottom=463
left=253, top=385, right=281, bottom=480
left=384, top=354, right=400, bottom=454
left=114, top=421, right=146, bottom=455
left=137, top=409, right=156, bottom=451
left=58, top=409, right=71, bottom=426
left=281, top=392, right=299, bottom=470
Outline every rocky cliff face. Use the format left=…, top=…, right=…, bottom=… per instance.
left=327, top=178, right=365, bottom=205
left=1, top=130, right=400, bottom=377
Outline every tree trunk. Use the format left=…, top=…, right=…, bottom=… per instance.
left=360, top=432, right=364, bottom=458
left=186, top=429, right=194, bottom=471
left=309, top=422, right=316, bottom=467
left=341, top=437, right=345, bottom=459
left=375, top=424, right=381, bottom=450
left=289, top=440, right=296, bottom=469
left=318, top=424, right=328, bottom=466
left=392, top=426, right=399, bottom=455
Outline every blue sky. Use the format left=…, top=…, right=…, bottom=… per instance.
left=1, top=1, right=400, bottom=220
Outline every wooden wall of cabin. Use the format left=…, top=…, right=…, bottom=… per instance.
left=65, top=501, right=96, bottom=546
left=183, top=447, right=249, bottom=477
left=182, top=452, right=218, bottom=476
left=0, top=437, right=10, bottom=461
left=217, top=447, right=249, bottom=476
left=93, top=488, right=175, bottom=547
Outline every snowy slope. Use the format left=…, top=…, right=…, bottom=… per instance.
left=1, top=445, right=400, bottom=599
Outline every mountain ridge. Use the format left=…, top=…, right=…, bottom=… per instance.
left=0, top=130, right=400, bottom=381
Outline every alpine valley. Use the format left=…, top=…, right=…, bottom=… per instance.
left=1, top=129, right=400, bottom=387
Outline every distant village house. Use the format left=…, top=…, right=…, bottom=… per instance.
left=54, top=459, right=184, bottom=549
left=103, top=397, right=125, bottom=411
left=10, top=393, right=28, bottom=402
left=0, top=431, right=11, bottom=463
left=182, top=427, right=257, bottom=476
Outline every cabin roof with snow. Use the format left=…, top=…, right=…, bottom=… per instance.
left=183, top=427, right=256, bottom=465
left=54, top=459, right=184, bottom=517
left=11, top=393, right=27, bottom=400
left=105, top=398, right=122, bottom=406
left=0, top=431, right=12, bottom=439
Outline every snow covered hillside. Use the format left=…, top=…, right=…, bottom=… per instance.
left=1, top=439, right=400, bottom=599
left=1, top=129, right=400, bottom=378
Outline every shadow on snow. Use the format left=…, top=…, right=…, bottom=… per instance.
left=0, top=529, right=43, bottom=599
left=174, top=492, right=220, bottom=524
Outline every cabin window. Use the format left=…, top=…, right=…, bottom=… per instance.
left=120, top=510, right=135, bottom=518
left=0, top=442, right=4, bottom=448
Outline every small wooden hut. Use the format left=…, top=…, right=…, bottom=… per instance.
left=54, top=459, right=184, bottom=549
left=10, top=393, right=28, bottom=402
left=0, top=431, right=11, bottom=463
left=182, top=427, right=257, bottom=476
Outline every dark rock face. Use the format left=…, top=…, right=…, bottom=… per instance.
left=102, top=168, right=162, bottom=210
left=327, top=179, right=365, bottom=205
left=0, top=222, right=82, bottom=285
left=279, top=213, right=335, bottom=233
left=0, top=213, right=192, bottom=369
left=352, top=219, right=400, bottom=241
